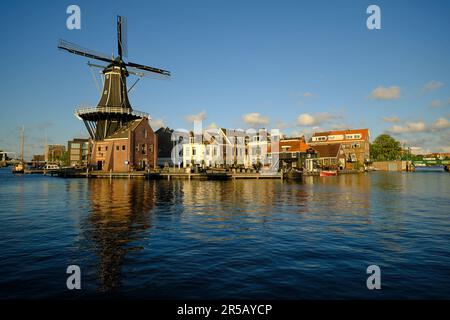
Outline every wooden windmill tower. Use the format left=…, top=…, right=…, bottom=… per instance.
left=58, top=16, right=170, bottom=172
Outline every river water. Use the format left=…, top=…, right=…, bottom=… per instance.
left=0, top=167, right=449, bottom=299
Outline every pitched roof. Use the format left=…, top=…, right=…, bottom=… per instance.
left=105, top=118, right=145, bottom=140
left=268, top=137, right=309, bottom=153
left=311, top=143, right=341, bottom=158
left=312, top=128, right=369, bottom=141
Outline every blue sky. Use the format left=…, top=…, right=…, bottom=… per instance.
left=0, top=0, right=449, bottom=158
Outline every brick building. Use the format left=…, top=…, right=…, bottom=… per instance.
left=90, top=118, right=157, bottom=172
left=309, top=129, right=370, bottom=170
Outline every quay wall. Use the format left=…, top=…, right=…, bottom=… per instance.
left=372, top=160, right=414, bottom=172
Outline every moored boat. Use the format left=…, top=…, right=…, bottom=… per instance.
left=12, top=126, right=25, bottom=174
left=284, top=168, right=303, bottom=180
left=12, top=162, right=24, bottom=174
left=320, top=170, right=337, bottom=177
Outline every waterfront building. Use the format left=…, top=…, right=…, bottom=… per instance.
left=90, top=118, right=157, bottom=172
left=427, top=153, right=450, bottom=160
left=182, top=128, right=247, bottom=168
left=310, top=143, right=343, bottom=169
left=155, top=127, right=176, bottom=167
left=67, top=138, right=90, bottom=167
left=309, top=128, right=370, bottom=170
left=31, top=154, right=45, bottom=167
left=45, top=144, right=66, bottom=163
left=270, top=136, right=316, bottom=171
left=247, top=129, right=271, bottom=168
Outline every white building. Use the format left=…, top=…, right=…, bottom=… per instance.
left=182, top=128, right=249, bottom=168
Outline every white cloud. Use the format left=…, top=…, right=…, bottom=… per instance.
left=387, top=121, right=427, bottom=134
left=242, top=113, right=269, bottom=126
left=423, top=80, right=443, bottom=93
left=297, top=112, right=334, bottom=126
left=382, top=116, right=400, bottom=123
left=274, top=121, right=289, bottom=129
left=303, top=92, right=314, bottom=98
left=430, top=99, right=442, bottom=108
left=297, top=113, right=315, bottom=126
left=370, top=86, right=401, bottom=100
left=387, top=118, right=450, bottom=134
left=431, top=118, right=450, bottom=131
left=185, top=111, right=206, bottom=123
left=149, top=118, right=166, bottom=130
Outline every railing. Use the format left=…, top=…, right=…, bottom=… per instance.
left=74, top=106, right=149, bottom=119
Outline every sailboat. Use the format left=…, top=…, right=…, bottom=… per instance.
left=12, top=126, right=25, bottom=174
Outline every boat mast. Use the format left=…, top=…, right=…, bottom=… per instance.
left=20, top=126, right=24, bottom=163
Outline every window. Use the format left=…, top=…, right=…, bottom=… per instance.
left=206, top=147, right=210, bottom=156
left=122, top=145, right=126, bottom=151
left=149, top=145, right=153, bottom=153
left=116, top=145, right=119, bottom=151
left=142, top=144, right=146, bottom=155
left=105, top=146, right=108, bottom=151
left=144, top=130, right=148, bottom=139
left=192, top=147, right=196, bottom=156
left=98, top=147, right=101, bottom=151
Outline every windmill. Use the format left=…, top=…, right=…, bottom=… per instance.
left=58, top=16, right=171, bottom=140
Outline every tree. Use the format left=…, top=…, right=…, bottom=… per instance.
left=370, top=134, right=402, bottom=161
left=59, top=151, right=69, bottom=167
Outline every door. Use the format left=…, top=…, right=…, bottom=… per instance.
left=97, top=161, right=102, bottom=171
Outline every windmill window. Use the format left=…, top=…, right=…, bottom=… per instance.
left=104, top=90, right=108, bottom=95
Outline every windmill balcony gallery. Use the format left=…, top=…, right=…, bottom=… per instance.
left=74, top=106, right=149, bottom=121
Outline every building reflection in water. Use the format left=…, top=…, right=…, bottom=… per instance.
left=85, top=178, right=156, bottom=293
left=83, top=175, right=371, bottom=293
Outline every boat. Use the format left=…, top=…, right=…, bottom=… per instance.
left=284, top=168, right=303, bottom=180
left=320, top=170, right=337, bottom=177
left=444, top=165, right=449, bottom=172
left=12, top=162, right=24, bottom=174
left=12, top=126, right=25, bottom=174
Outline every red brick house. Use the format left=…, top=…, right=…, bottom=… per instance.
left=309, top=129, right=370, bottom=169
left=90, top=118, right=157, bottom=172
